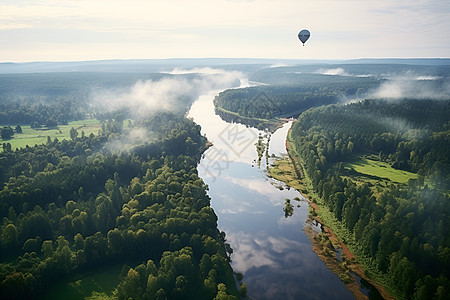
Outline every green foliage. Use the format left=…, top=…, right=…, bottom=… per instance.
left=289, top=98, right=450, bottom=299
left=0, top=113, right=237, bottom=299
left=1, top=127, right=14, bottom=139
left=69, top=127, right=78, bottom=140
left=214, top=85, right=341, bottom=120
left=283, top=199, right=294, bottom=218
left=239, top=282, right=247, bottom=298
left=115, top=246, right=237, bottom=299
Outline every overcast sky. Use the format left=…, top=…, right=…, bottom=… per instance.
left=1, top=0, right=449, bottom=62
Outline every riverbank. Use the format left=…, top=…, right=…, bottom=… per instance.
left=268, top=131, right=396, bottom=300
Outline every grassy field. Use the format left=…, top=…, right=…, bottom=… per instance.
left=343, top=156, right=418, bottom=184
left=267, top=155, right=305, bottom=192
left=1, top=119, right=101, bottom=152
left=42, top=263, right=124, bottom=300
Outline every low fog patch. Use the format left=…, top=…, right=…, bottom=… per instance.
left=316, top=68, right=349, bottom=76
left=371, top=73, right=450, bottom=99
left=92, top=69, right=243, bottom=119
left=315, top=68, right=372, bottom=78
left=92, top=69, right=245, bottom=152
left=269, top=63, right=289, bottom=68
left=103, top=127, right=156, bottom=153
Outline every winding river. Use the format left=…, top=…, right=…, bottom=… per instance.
left=188, top=87, right=354, bottom=300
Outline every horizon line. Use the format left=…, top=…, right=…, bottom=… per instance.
left=1, top=57, right=450, bottom=64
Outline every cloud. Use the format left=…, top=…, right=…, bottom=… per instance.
left=103, top=127, right=155, bottom=153
left=316, top=68, right=349, bottom=76
left=371, top=72, right=450, bottom=99
left=415, top=75, right=442, bottom=80
left=269, top=63, right=288, bottom=68
left=0, top=23, right=33, bottom=30
left=221, top=175, right=303, bottom=207
left=2, top=1, right=449, bottom=62
left=226, top=231, right=304, bottom=274
left=92, top=68, right=244, bottom=152
left=315, top=67, right=372, bottom=78
left=92, top=70, right=241, bottom=118
left=226, top=0, right=255, bottom=2
left=92, top=77, right=193, bottom=116
left=167, top=67, right=245, bottom=80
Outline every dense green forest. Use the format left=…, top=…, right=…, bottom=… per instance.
left=214, top=73, right=383, bottom=120
left=0, top=72, right=240, bottom=299
left=0, top=113, right=238, bottom=299
left=214, top=84, right=338, bottom=119
left=214, top=64, right=450, bottom=121
left=289, top=99, right=450, bottom=299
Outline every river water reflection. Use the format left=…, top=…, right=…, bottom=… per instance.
left=188, top=89, right=354, bottom=300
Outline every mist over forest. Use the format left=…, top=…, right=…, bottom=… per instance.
left=0, top=59, right=449, bottom=300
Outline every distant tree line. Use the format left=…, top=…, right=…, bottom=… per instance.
left=249, top=70, right=383, bottom=89
left=0, top=102, right=86, bottom=127
left=213, top=73, right=383, bottom=120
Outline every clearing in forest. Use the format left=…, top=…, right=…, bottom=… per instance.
left=344, top=156, right=418, bottom=184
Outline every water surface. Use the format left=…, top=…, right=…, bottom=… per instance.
left=188, top=89, right=354, bottom=300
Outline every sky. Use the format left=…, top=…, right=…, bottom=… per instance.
left=0, top=0, right=449, bottom=62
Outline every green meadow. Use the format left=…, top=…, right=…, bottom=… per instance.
left=1, top=119, right=101, bottom=152
left=344, top=156, right=418, bottom=184
left=42, top=263, right=124, bottom=300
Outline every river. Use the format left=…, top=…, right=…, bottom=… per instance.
left=187, top=87, right=354, bottom=300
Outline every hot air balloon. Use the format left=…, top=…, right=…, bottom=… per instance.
left=298, top=29, right=310, bottom=46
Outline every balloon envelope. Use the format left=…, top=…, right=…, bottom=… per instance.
left=298, top=29, right=310, bottom=45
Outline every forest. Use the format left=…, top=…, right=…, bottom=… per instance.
left=288, top=99, right=449, bottom=299
left=0, top=72, right=240, bottom=299
left=0, top=113, right=238, bottom=299
left=214, top=63, right=450, bottom=120
left=214, top=71, right=382, bottom=120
